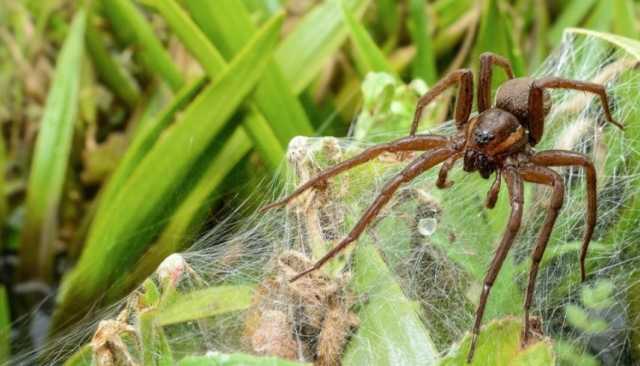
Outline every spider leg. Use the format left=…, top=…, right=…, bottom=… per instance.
left=485, top=170, right=502, bottom=209
left=468, top=167, right=523, bottom=363
left=516, top=165, right=564, bottom=347
left=290, top=147, right=455, bottom=282
left=410, top=69, right=473, bottom=135
left=531, top=150, right=596, bottom=282
left=528, top=77, right=623, bottom=145
left=478, top=52, right=515, bottom=112
left=436, top=152, right=463, bottom=189
left=261, top=135, right=450, bottom=212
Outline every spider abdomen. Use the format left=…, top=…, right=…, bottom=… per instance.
left=495, top=77, right=551, bottom=134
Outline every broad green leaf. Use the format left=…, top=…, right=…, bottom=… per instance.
left=85, top=19, right=140, bottom=107
left=343, top=244, right=439, bottom=365
left=183, top=0, right=314, bottom=143
left=340, top=0, right=394, bottom=76
left=157, top=285, right=254, bottom=326
left=178, top=353, right=310, bottom=366
left=18, top=10, right=86, bottom=283
left=51, top=15, right=283, bottom=333
left=275, top=0, right=371, bottom=94
left=100, top=0, right=183, bottom=91
left=408, top=0, right=437, bottom=84
left=440, top=318, right=555, bottom=366
left=61, top=345, right=92, bottom=366
left=139, top=310, right=174, bottom=365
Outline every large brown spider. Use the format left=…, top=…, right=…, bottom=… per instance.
left=261, top=52, right=623, bottom=362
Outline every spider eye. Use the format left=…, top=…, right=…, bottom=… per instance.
left=474, top=130, right=494, bottom=145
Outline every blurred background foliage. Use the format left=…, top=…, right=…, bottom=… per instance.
left=0, top=0, right=639, bottom=364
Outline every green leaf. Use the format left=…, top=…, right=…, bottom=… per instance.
left=275, top=0, right=372, bottom=94
left=612, top=0, right=638, bottom=39
left=100, top=0, right=183, bottom=91
left=85, top=18, right=140, bottom=107
left=565, top=305, right=609, bottom=333
left=408, top=0, right=437, bottom=84
left=18, top=10, right=86, bottom=283
left=183, top=0, right=314, bottom=142
left=343, top=244, right=439, bottom=365
left=51, top=14, right=283, bottom=333
left=157, top=285, right=254, bottom=326
left=178, top=353, right=310, bottom=366
left=340, top=0, right=394, bottom=76
left=547, top=0, right=597, bottom=45
left=62, top=345, right=92, bottom=366
left=440, top=318, right=555, bottom=365
left=114, top=128, right=254, bottom=293
left=473, top=0, right=525, bottom=78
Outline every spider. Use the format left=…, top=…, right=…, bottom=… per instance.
left=261, top=52, right=623, bottom=362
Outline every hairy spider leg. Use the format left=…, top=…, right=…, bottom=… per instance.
left=410, top=69, right=473, bottom=135
left=260, top=135, right=449, bottom=212
left=478, top=52, right=515, bottom=112
left=289, top=147, right=455, bottom=283
left=485, top=170, right=502, bottom=209
left=528, top=77, right=623, bottom=145
left=518, top=165, right=565, bottom=346
left=531, top=150, right=597, bottom=282
left=436, top=152, right=463, bottom=189
left=468, top=167, right=523, bottom=363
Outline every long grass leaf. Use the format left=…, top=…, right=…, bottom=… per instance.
left=100, top=0, right=183, bottom=91
left=113, top=128, right=255, bottom=293
left=184, top=0, right=314, bottom=142
left=547, top=0, right=597, bottom=45
left=408, top=0, right=437, bottom=84
left=340, top=0, right=394, bottom=76
left=18, top=10, right=86, bottom=283
left=275, top=0, right=371, bottom=94
left=0, top=286, right=9, bottom=362
left=145, top=0, right=286, bottom=167
left=612, top=0, right=638, bottom=39
left=51, top=15, right=283, bottom=333
left=85, top=19, right=141, bottom=107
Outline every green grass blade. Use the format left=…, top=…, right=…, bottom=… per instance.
left=157, top=285, right=254, bottom=326
left=144, top=0, right=286, bottom=166
left=275, top=0, right=372, bottom=94
left=51, top=15, right=283, bottom=333
left=18, top=10, right=86, bottom=283
left=408, top=0, right=437, bottom=84
left=0, top=137, right=6, bottom=252
left=612, top=0, right=638, bottom=39
left=113, top=128, right=254, bottom=294
left=184, top=0, right=314, bottom=142
left=584, top=0, right=613, bottom=32
left=100, top=0, right=183, bottom=91
left=340, top=0, right=394, bottom=76
left=95, top=77, right=207, bottom=217
left=548, top=0, right=597, bottom=45
left=473, top=0, right=525, bottom=79
left=61, top=345, right=92, bottom=366
left=85, top=18, right=141, bottom=107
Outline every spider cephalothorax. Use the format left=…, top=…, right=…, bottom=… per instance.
left=261, top=52, right=623, bottom=363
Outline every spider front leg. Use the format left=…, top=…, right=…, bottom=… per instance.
left=518, top=165, right=565, bottom=346
left=436, top=152, right=462, bottom=189
left=528, top=77, right=623, bottom=145
left=478, top=52, right=515, bottom=112
left=260, top=135, right=449, bottom=211
left=468, top=167, right=523, bottom=363
left=531, top=150, right=596, bottom=281
left=289, top=147, right=455, bottom=282
left=410, top=69, right=473, bottom=135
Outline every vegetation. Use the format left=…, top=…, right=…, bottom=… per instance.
left=1, top=0, right=640, bottom=364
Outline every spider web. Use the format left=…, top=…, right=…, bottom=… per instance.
left=12, top=30, right=640, bottom=366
